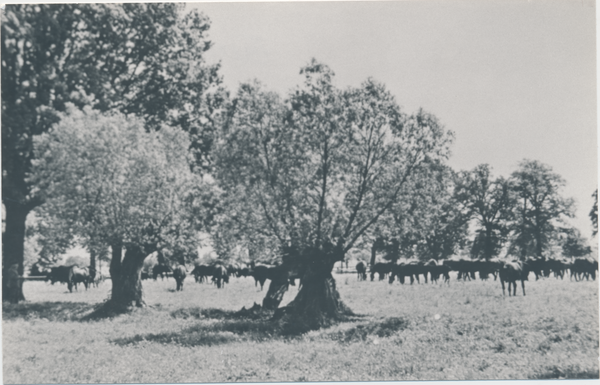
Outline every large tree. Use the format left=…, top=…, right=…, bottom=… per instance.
left=508, top=160, right=574, bottom=259
left=30, top=107, right=210, bottom=311
left=455, top=164, right=514, bottom=260
left=2, top=4, right=223, bottom=301
left=214, top=61, right=453, bottom=331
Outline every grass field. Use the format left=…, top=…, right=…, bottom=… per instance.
left=3, top=272, right=599, bottom=383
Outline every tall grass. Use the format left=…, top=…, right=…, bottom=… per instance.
left=3, top=273, right=598, bottom=383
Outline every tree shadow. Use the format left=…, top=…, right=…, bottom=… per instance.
left=2, top=301, right=96, bottom=322
left=113, top=304, right=392, bottom=348
left=326, top=316, right=409, bottom=343
left=170, top=302, right=274, bottom=321
left=113, top=306, right=281, bottom=347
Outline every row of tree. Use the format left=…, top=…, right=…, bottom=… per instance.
left=3, top=4, right=595, bottom=330
left=371, top=161, right=593, bottom=266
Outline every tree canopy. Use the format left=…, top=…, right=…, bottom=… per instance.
left=455, top=164, right=514, bottom=260
left=30, top=106, right=211, bottom=308
left=508, top=159, right=575, bottom=259
left=215, top=60, right=454, bottom=260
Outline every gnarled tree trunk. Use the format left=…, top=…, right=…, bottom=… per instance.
left=262, top=266, right=290, bottom=310
left=274, top=247, right=353, bottom=334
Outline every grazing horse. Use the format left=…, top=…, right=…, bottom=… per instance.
left=191, top=264, right=212, bottom=283
left=524, top=256, right=545, bottom=280
left=570, top=257, right=597, bottom=281
left=153, top=264, right=172, bottom=280
left=173, top=265, right=187, bottom=291
left=356, top=262, right=367, bottom=281
left=250, top=265, right=271, bottom=290
left=212, top=264, right=229, bottom=289
left=46, top=265, right=75, bottom=285
left=499, top=261, right=529, bottom=296
left=68, top=266, right=90, bottom=292
left=425, top=260, right=450, bottom=284
left=370, top=262, right=393, bottom=281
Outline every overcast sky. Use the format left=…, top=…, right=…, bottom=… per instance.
left=188, top=0, right=598, bottom=238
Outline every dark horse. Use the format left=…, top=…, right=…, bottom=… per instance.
left=356, top=261, right=367, bottom=281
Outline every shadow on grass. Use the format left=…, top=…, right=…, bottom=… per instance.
left=2, top=301, right=96, bottom=322
left=112, top=318, right=280, bottom=347
left=327, top=317, right=410, bottom=343
left=170, top=302, right=274, bottom=321
left=113, top=303, right=281, bottom=346
left=115, top=306, right=405, bottom=347
left=532, top=365, right=599, bottom=380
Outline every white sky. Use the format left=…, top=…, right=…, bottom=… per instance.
left=188, top=0, right=598, bottom=238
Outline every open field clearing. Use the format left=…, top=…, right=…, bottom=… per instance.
left=3, top=273, right=599, bottom=383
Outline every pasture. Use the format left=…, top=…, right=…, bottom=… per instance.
left=3, top=272, right=599, bottom=383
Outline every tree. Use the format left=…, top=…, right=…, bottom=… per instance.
left=374, top=163, right=469, bottom=262
left=2, top=4, right=223, bottom=301
left=215, top=60, right=453, bottom=332
left=591, top=189, right=597, bottom=237
left=508, top=160, right=574, bottom=259
left=413, top=167, right=470, bottom=261
left=455, top=164, right=514, bottom=260
left=561, top=227, right=592, bottom=259
left=30, top=107, right=210, bottom=311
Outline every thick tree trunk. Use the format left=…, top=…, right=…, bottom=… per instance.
left=2, top=203, right=28, bottom=302
left=89, top=248, right=97, bottom=280
left=110, top=245, right=146, bottom=309
left=274, top=249, right=353, bottom=334
left=109, top=241, right=123, bottom=298
left=262, top=273, right=289, bottom=310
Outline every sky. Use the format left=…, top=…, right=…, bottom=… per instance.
left=188, top=0, right=598, bottom=238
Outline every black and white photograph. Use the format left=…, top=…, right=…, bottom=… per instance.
left=2, top=0, right=598, bottom=383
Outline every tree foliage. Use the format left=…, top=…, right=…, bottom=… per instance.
left=455, top=164, right=514, bottom=260
left=30, top=106, right=211, bottom=308
left=561, top=227, right=592, bottom=259
left=375, top=163, right=469, bottom=262
left=508, top=160, right=574, bottom=259
left=215, top=60, right=454, bottom=260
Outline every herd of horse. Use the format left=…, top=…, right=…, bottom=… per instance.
left=44, top=265, right=104, bottom=292
left=42, top=255, right=597, bottom=297
left=139, top=262, right=283, bottom=291
left=358, top=256, right=598, bottom=296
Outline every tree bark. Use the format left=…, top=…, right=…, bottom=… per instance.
left=89, top=248, right=97, bottom=280
left=2, top=202, right=28, bottom=302
left=274, top=247, right=353, bottom=334
left=262, top=272, right=289, bottom=310
left=110, top=244, right=146, bottom=309
left=109, top=241, right=123, bottom=298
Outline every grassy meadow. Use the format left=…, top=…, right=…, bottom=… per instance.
left=3, top=272, right=599, bottom=383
